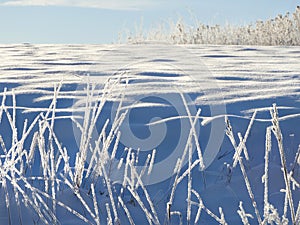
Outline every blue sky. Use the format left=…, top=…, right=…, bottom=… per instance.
left=0, top=0, right=299, bottom=44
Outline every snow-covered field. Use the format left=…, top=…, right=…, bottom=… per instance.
left=0, top=43, right=299, bottom=224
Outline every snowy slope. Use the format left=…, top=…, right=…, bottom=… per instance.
left=0, top=43, right=299, bottom=225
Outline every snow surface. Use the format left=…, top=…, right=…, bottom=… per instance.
left=0, top=43, right=299, bottom=225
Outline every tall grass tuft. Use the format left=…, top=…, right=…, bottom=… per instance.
left=0, top=77, right=299, bottom=224
left=127, top=7, right=300, bottom=46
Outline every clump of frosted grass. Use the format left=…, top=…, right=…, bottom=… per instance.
left=225, top=104, right=300, bottom=225
left=0, top=76, right=299, bottom=225
left=127, top=7, right=300, bottom=46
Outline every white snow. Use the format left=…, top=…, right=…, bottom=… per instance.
left=0, top=43, right=299, bottom=225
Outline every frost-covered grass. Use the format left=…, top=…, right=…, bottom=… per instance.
left=0, top=81, right=299, bottom=225
left=0, top=44, right=299, bottom=225
left=127, top=7, right=300, bottom=46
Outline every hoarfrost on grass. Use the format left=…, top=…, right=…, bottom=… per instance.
left=0, top=43, right=299, bottom=224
